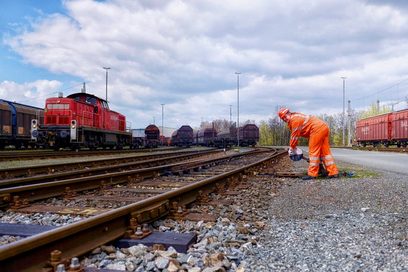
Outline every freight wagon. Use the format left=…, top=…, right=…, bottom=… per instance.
left=144, top=124, right=160, bottom=148
left=215, top=126, right=237, bottom=148
left=131, top=128, right=145, bottom=148
left=34, top=92, right=131, bottom=150
left=214, top=124, right=259, bottom=148
left=355, top=109, right=408, bottom=147
left=392, top=109, right=408, bottom=147
left=195, top=127, right=217, bottom=146
left=0, top=99, right=44, bottom=149
left=171, top=125, right=194, bottom=147
left=238, top=124, right=259, bottom=147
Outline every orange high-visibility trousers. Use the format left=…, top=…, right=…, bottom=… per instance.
left=308, top=125, right=339, bottom=177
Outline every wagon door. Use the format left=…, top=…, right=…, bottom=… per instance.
left=93, top=103, right=100, bottom=128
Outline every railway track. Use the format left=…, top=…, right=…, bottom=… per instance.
left=0, top=147, right=285, bottom=271
left=0, top=147, right=181, bottom=161
left=0, top=149, right=258, bottom=207
left=0, top=148, right=218, bottom=181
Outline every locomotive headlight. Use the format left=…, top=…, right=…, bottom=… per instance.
left=31, top=119, right=38, bottom=129
left=31, top=119, right=38, bottom=141
left=70, top=119, right=77, bottom=141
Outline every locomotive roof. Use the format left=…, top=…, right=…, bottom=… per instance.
left=67, top=92, right=108, bottom=103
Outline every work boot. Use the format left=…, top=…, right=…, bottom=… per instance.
left=302, top=175, right=316, bottom=180
left=328, top=174, right=339, bottom=179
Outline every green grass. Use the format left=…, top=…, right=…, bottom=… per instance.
left=338, top=167, right=380, bottom=179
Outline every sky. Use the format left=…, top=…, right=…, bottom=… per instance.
left=1, top=0, right=408, bottom=129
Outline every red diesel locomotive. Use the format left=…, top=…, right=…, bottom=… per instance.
left=33, top=92, right=131, bottom=149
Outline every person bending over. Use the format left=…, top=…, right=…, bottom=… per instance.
left=278, top=108, right=339, bottom=180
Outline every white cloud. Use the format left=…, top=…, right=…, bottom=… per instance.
left=0, top=80, right=62, bottom=107
left=4, top=0, right=408, bottom=128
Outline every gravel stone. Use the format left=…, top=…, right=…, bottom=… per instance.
left=155, top=256, right=169, bottom=269
left=243, top=159, right=408, bottom=271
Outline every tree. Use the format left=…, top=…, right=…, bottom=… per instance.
left=359, top=102, right=391, bottom=119
left=259, top=121, right=273, bottom=146
left=200, top=119, right=232, bottom=132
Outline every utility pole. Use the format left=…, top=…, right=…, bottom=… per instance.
left=103, top=67, right=111, bottom=102
left=161, top=104, right=165, bottom=145
left=235, top=72, right=241, bottom=147
left=348, top=100, right=352, bottom=147
left=377, top=100, right=380, bottom=113
left=341, top=77, right=346, bottom=146
left=229, top=105, right=232, bottom=125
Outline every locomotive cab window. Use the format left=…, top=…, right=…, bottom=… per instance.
left=102, top=101, right=109, bottom=109
left=47, top=104, right=69, bottom=110
left=85, top=96, right=97, bottom=105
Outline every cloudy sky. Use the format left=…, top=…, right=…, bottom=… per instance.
left=1, top=0, right=408, bottom=129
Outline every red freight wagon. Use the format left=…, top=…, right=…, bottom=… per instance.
left=356, top=109, right=408, bottom=147
left=34, top=92, right=131, bottom=149
left=391, top=109, right=408, bottom=147
left=355, top=113, right=391, bottom=146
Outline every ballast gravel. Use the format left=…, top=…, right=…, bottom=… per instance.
left=244, top=160, right=408, bottom=271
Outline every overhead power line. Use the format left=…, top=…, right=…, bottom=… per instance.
left=354, top=78, right=408, bottom=101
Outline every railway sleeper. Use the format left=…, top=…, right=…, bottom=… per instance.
left=130, top=200, right=170, bottom=226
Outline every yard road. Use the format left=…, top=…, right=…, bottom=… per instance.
left=330, top=148, right=408, bottom=175
left=299, top=146, right=408, bottom=175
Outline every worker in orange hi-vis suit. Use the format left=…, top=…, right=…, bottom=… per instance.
left=278, top=108, right=339, bottom=180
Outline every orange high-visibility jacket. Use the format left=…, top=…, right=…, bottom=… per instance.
left=287, top=113, right=327, bottom=148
